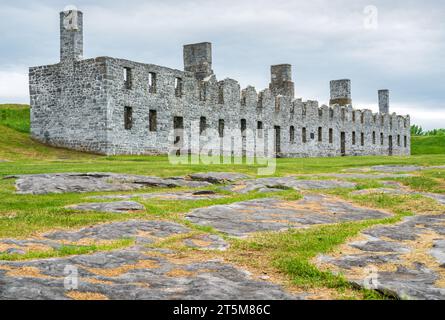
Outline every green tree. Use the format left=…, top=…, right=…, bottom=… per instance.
left=411, top=124, right=424, bottom=136
left=425, top=129, right=445, bottom=136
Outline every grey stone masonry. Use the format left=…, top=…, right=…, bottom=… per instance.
left=60, top=10, right=83, bottom=62
left=184, top=42, right=213, bottom=80
left=330, top=79, right=352, bottom=106
left=379, top=89, right=390, bottom=114
left=29, top=10, right=411, bottom=157
left=269, top=64, right=295, bottom=98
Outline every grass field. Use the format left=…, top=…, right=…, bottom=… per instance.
left=0, top=104, right=30, bottom=133
left=0, top=103, right=444, bottom=299
left=412, top=135, right=445, bottom=155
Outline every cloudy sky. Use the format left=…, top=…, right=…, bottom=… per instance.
left=0, top=0, right=444, bottom=129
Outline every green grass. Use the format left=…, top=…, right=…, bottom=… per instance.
left=230, top=216, right=406, bottom=299
left=422, top=169, right=445, bottom=182
left=395, top=176, right=443, bottom=193
left=0, top=104, right=97, bottom=161
left=0, top=175, right=300, bottom=238
left=0, top=104, right=30, bottom=133
left=228, top=190, right=439, bottom=299
left=3, top=154, right=445, bottom=177
left=0, top=238, right=135, bottom=261
left=412, top=135, right=445, bottom=155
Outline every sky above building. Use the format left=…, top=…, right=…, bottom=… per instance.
left=0, top=0, right=444, bottom=129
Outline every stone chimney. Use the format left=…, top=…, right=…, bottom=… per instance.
left=60, top=9, right=83, bottom=62
left=378, top=89, right=390, bottom=114
left=269, top=64, right=295, bottom=98
left=330, top=79, right=352, bottom=106
left=183, top=42, right=213, bottom=80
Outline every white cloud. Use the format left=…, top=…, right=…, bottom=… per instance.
left=0, top=0, right=443, bottom=129
left=354, top=101, right=445, bottom=130
left=0, top=68, right=29, bottom=103
left=393, top=104, right=445, bottom=131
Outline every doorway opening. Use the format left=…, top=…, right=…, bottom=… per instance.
left=341, top=132, right=346, bottom=156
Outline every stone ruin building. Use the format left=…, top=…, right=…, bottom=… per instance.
left=29, top=9, right=411, bottom=158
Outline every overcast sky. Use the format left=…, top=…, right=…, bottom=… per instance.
left=0, top=0, right=444, bottom=129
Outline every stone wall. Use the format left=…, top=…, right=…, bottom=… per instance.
left=29, top=9, right=411, bottom=158
left=98, top=56, right=410, bottom=157
left=60, top=10, right=83, bottom=62
left=30, top=58, right=109, bottom=153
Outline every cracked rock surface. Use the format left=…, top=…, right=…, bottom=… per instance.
left=317, top=173, right=413, bottom=180
left=224, top=177, right=356, bottom=194
left=0, top=247, right=297, bottom=300
left=88, top=190, right=224, bottom=201
left=186, top=194, right=391, bottom=237
left=66, top=201, right=145, bottom=214
left=182, top=234, right=230, bottom=251
left=0, top=220, right=194, bottom=254
left=371, top=165, right=425, bottom=173
left=317, top=214, right=445, bottom=300
left=44, top=220, right=191, bottom=244
left=187, top=172, right=251, bottom=184
left=3, top=168, right=445, bottom=300
left=370, top=165, right=445, bottom=173
left=6, top=173, right=213, bottom=195
left=344, top=165, right=445, bottom=174
left=0, top=220, right=293, bottom=300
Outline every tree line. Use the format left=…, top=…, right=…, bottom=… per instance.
left=411, top=125, right=445, bottom=136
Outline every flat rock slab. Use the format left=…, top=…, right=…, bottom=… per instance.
left=318, top=173, right=413, bottom=180
left=317, top=214, right=445, bottom=300
left=0, top=220, right=190, bottom=255
left=66, top=201, right=145, bottom=214
left=88, top=191, right=224, bottom=201
left=381, top=181, right=405, bottom=188
left=0, top=239, right=62, bottom=255
left=431, top=240, right=445, bottom=266
left=182, top=234, right=230, bottom=251
left=424, top=193, right=445, bottom=205
left=371, top=165, right=445, bottom=173
left=371, top=165, right=424, bottom=173
left=186, top=194, right=391, bottom=237
left=0, top=219, right=228, bottom=255
left=0, top=220, right=294, bottom=300
left=345, top=165, right=445, bottom=174
left=5, top=173, right=213, bottom=195
left=0, top=247, right=297, bottom=300
left=188, top=172, right=251, bottom=184
left=44, top=219, right=191, bottom=244
left=363, top=214, right=445, bottom=241
left=351, top=188, right=408, bottom=196
left=225, top=177, right=356, bottom=194
left=350, top=238, right=410, bottom=254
